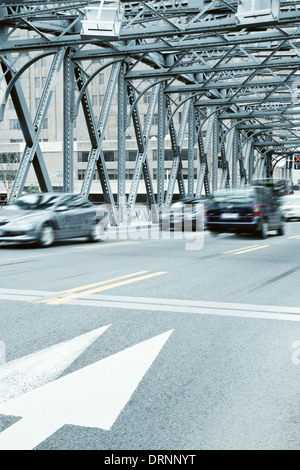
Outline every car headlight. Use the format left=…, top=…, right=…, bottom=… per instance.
left=8, top=219, right=36, bottom=231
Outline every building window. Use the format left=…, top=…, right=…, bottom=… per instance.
left=126, top=169, right=140, bottom=180
left=104, top=151, right=115, bottom=162
left=108, top=170, right=118, bottom=180
left=99, top=73, right=104, bottom=85
left=182, top=169, right=198, bottom=179
left=143, top=92, right=151, bottom=104
left=77, top=169, right=86, bottom=180
left=153, top=149, right=196, bottom=161
left=78, top=152, right=89, bottom=162
left=0, top=152, right=19, bottom=163
left=165, top=150, right=173, bottom=161
left=92, top=95, right=98, bottom=107
left=144, top=114, right=158, bottom=126
left=181, top=149, right=197, bottom=161
left=126, top=150, right=137, bottom=161
left=35, top=77, right=40, bottom=88
left=10, top=119, right=21, bottom=130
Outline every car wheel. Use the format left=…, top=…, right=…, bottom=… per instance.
left=259, top=221, right=268, bottom=239
left=37, top=224, right=55, bottom=248
left=88, top=221, right=105, bottom=242
left=278, top=220, right=285, bottom=236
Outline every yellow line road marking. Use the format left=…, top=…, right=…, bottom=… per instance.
left=232, top=245, right=269, bottom=255
left=49, top=271, right=168, bottom=305
left=288, top=235, right=300, bottom=239
left=31, top=271, right=149, bottom=304
left=223, top=245, right=260, bottom=255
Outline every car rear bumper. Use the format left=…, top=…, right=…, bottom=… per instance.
left=206, top=219, right=259, bottom=233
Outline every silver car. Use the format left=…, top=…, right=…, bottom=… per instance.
left=281, top=195, right=300, bottom=221
left=0, top=193, right=109, bottom=247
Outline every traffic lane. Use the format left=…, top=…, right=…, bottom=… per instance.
left=0, top=223, right=299, bottom=306
left=48, top=234, right=298, bottom=308
left=101, top=224, right=300, bottom=307
left=1, top=297, right=300, bottom=450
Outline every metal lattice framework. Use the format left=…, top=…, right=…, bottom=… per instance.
left=1, top=0, right=300, bottom=224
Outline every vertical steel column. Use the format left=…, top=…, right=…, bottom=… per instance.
left=63, top=48, right=74, bottom=193
left=212, top=112, right=219, bottom=193
left=232, top=122, right=238, bottom=188
left=118, top=62, right=127, bottom=223
left=157, top=82, right=166, bottom=207
left=248, top=141, right=254, bottom=182
left=266, top=152, right=273, bottom=179
left=240, top=139, right=251, bottom=186
left=188, top=98, right=195, bottom=197
left=220, top=125, right=236, bottom=190
left=195, top=109, right=210, bottom=197
left=258, top=154, right=267, bottom=179
left=165, top=97, right=186, bottom=206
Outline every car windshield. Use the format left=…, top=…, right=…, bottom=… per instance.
left=8, top=194, right=60, bottom=211
left=213, top=189, right=255, bottom=204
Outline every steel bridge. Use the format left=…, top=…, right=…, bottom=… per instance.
left=1, top=0, right=300, bottom=225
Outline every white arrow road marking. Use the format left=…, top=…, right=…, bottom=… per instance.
left=0, top=329, right=173, bottom=450
left=0, top=325, right=111, bottom=404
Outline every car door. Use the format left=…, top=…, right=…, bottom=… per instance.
left=54, top=195, right=82, bottom=239
left=69, top=196, right=96, bottom=237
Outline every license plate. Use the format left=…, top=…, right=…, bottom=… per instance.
left=220, top=213, right=239, bottom=220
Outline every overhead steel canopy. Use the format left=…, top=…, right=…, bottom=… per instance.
left=0, top=0, right=300, bottom=222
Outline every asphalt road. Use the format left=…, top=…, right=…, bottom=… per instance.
left=0, top=222, right=300, bottom=450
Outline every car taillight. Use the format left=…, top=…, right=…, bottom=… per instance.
left=253, top=204, right=261, bottom=217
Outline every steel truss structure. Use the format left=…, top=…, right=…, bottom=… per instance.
left=1, top=0, right=300, bottom=224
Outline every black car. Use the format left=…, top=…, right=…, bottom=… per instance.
left=0, top=193, right=109, bottom=247
left=206, top=186, right=285, bottom=239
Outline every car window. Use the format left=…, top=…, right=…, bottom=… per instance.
left=8, top=194, right=59, bottom=211
left=58, top=195, right=92, bottom=209
left=56, top=195, right=76, bottom=209
left=77, top=197, right=92, bottom=208
left=213, top=189, right=255, bottom=204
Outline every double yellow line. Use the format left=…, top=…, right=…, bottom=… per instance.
left=289, top=235, right=300, bottom=240
left=31, top=271, right=167, bottom=306
left=223, top=244, right=269, bottom=255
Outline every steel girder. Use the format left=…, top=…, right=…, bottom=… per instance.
left=0, top=1, right=300, bottom=221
